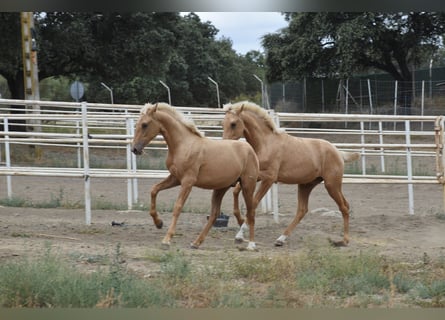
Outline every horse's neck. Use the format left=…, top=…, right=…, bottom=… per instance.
left=157, top=112, right=199, bottom=150
left=242, top=113, right=272, bottom=152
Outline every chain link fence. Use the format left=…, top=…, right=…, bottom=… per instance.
left=269, top=67, right=445, bottom=117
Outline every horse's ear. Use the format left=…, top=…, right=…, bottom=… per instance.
left=153, top=103, right=158, bottom=113
left=236, top=104, right=245, bottom=115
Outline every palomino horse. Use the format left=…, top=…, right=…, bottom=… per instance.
left=132, top=102, right=259, bottom=250
left=223, top=101, right=360, bottom=247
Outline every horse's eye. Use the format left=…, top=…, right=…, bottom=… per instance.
left=141, top=123, right=148, bottom=129
left=230, top=122, right=236, bottom=129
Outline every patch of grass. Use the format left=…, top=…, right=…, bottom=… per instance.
left=159, top=250, right=191, bottom=281
left=10, top=232, right=31, bottom=238
left=2, top=243, right=445, bottom=308
left=0, top=244, right=175, bottom=308
left=33, top=188, right=65, bottom=209
left=91, top=197, right=127, bottom=210
left=414, top=280, right=445, bottom=307
left=295, top=248, right=390, bottom=297
left=0, top=189, right=81, bottom=210
left=434, top=210, right=445, bottom=221
left=0, top=196, right=28, bottom=207
left=393, top=273, right=416, bottom=294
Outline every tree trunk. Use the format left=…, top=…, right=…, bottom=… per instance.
left=4, top=71, right=27, bottom=131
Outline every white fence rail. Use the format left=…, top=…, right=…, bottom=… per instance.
left=1, top=99, right=444, bottom=224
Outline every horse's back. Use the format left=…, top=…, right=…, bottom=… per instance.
left=274, top=135, right=344, bottom=183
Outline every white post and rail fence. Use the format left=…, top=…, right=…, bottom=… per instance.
left=1, top=99, right=444, bottom=224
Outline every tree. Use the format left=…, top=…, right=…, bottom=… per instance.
left=0, top=12, right=264, bottom=108
left=38, top=12, right=182, bottom=104
left=0, top=12, right=24, bottom=100
left=262, top=12, right=445, bottom=112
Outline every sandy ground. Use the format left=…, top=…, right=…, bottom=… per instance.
left=1, top=175, right=445, bottom=274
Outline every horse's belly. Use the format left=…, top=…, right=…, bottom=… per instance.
left=276, top=163, right=321, bottom=184
left=195, top=168, right=240, bottom=189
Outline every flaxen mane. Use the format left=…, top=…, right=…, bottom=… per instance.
left=223, top=101, right=280, bottom=133
left=142, top=102, right=204, bottom=137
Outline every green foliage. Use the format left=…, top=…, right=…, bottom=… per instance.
left=159, top=250, right=191, bottom=281
left=0, top=244, right=175, bottom=307
left=0, top=12, right=265, bottom=106
left=295, top=248, right=389, bottom=297
left=0, top=188, right=83, bottom=209
left=1, top=244, right=445, bottom=307
left=263, top=12, right=445, bottom=82
left=39, top=76, right=72, bottom=101
left=414, top=280, right=445, bottom=306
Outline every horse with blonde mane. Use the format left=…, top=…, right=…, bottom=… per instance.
left=132, top=102, right=259, bottom=250
left=223, top=101, right=360, bottom=247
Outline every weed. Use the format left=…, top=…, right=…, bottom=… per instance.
left=33, top=188, right=64, bottom=208
left=0, top=197, right=28, bottom=207
left=2, top=244, right=445, bottom=308
left=92, top=198, right=127, bottom=210
left=435, top=211, right=445, bottom=221
left=295, top=248, right=389, bottom=297
left=159, top=250, right=191, bottom=281
left=10, top=232, right=31, bottom=238
left=393, top=273, right=417, bottom=294
left=415, top=280, right=445, bottom=300
left=0, top=244, right=175, bottom=307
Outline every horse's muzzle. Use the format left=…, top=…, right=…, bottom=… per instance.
left=131, top=145, right=143, bottom=155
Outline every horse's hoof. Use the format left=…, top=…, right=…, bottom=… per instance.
left=274, top=235, right=287, bottom=247
left=274, top=240, right=285, bottom=247
left=234, top=237, right=244, bottom=244
left=246, top=242, right=258, bottom=251
left=156, top=220, right=163, bottom=229
left=190, top=243, right=200, bottom=249
left=328, top=238, right=348, bottom=247
left=160, top=242, right=170, bottom=250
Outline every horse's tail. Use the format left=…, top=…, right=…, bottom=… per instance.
left=340, top=151, right=360, bottom=163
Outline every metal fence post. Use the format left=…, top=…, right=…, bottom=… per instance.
left=405, top=120, right=414, bottom=215
left=130, top=118, right=138, bottom=204
left=126, top=113, right=133, bottom=210
left=81, top=102, right=91, bottom=224
left=4, top=118, right=12, bottom=199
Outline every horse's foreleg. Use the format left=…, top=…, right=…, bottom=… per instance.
left=239, top=174, right=258, bottom=251
left=234, top=177, right=273, bottom=245
left=275, top=181, right=320, bottom=246
left=232, top=182, right=245, bottom=226
left=150, top=174, right=180, bottom=229
left=252, top=177, right=275, bottom=209
left=162, top=181, right=193, bottom=247
left=191, top=187, right=230, bottom=249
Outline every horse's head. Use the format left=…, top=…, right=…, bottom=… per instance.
left=131, top=103, right=162, bottom=155
left=222, top=104, right=246, bottom=140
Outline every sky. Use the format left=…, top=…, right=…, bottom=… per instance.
left=189, top=12, right=288, bottom=55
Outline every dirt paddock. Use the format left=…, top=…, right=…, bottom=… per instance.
left=1, top=175, right=445, bottom=274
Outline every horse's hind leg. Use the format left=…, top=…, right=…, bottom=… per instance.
left=149, top=174, right=180, bottom=228
left=232, top=182, right=245, bottom=226
left=275, top=179, right=321, bottom=246
left=191, top=186, right=230, bottom=249
left=324, top=178, right=350, bottom=246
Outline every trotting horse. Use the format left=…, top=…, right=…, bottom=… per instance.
left=223, top=101, right=360, bottom=247
left=131, top=102, right=259, bottom=250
